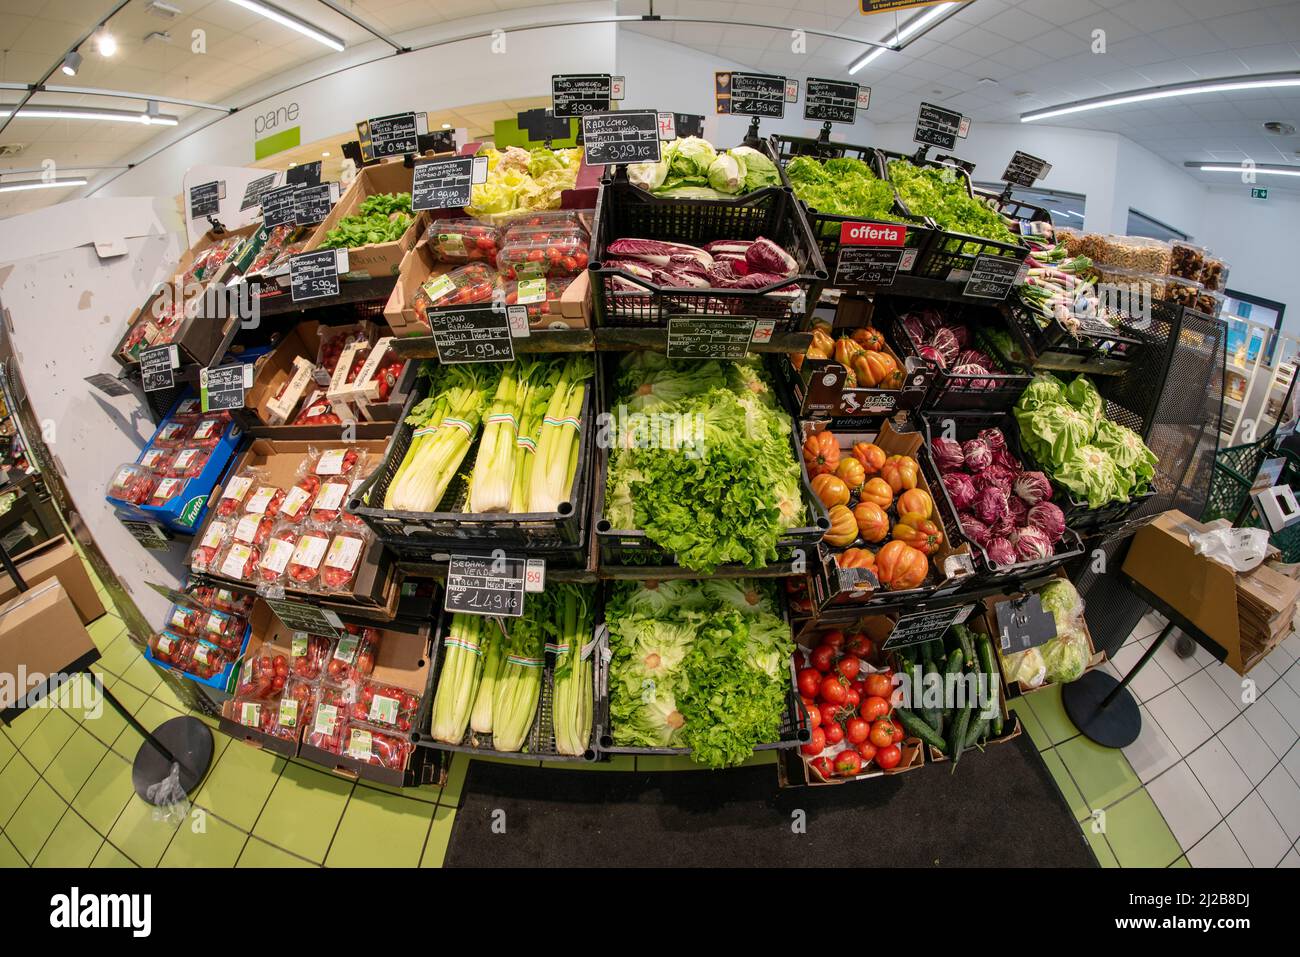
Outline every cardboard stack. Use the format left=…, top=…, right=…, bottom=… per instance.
left=1235, top=562, right=1300, bottom=662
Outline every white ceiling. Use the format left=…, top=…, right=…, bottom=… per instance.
left=2, top=0, right=1300, bottom=218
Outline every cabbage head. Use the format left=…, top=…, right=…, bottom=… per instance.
left=707, top=153, right=745, bottom=193
left=1041, top=627, right=1090, bottom=684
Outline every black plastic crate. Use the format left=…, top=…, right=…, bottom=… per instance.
left=768, top=133, right=877, bottom=165
left=348, top=377, right=593, bottom=565
left=881, top=295, right=1033, bottom=413
left=918, top=412, right=1086, bottom=581
left=1001, top=295, right=1145, bottom=376
left=412, top=601, right=601, bottom=762
left=588, top=180, right=827, bottom=328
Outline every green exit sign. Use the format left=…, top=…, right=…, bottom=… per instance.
left=1251, top=187, right=1269, bottom=199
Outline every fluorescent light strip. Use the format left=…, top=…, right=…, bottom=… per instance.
left=1190, top=163, right=1300, bottom=178
left=226, top=0, right=345, bottom=51
left=0, top=105, right=178, bottom=125
left=0, top=177, right=88, bottom=193
left=849, top=2, right=960, bottom=75
left=1022, top=73, right=1300, bottom=122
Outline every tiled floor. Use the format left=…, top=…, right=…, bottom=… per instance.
left=4, top=561, right=1300, bottom=867
left=1015, top=610, right=1300, bottom=868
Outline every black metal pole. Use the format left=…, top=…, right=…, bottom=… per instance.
left=1099, top=620, right=1174, bottom=709
left=99, top=684, right=182, bottom=768
left=0, top=538, right=26, bottom=591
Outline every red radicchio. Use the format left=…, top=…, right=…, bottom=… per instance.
left=989, top=516, right=1017, bottom=541
left=943, top=472, right=978, bottom=510
left=952, top=363, right=993, bottom=390
left=1012, top=526, right=1054, bottom=562
left=1027, top=501, right=1066, bottom=543
left=928, top=327, right=961, bottom=365
left=916, top=308, right=943, bottom=337
left=957, top=348, right=992, bottom=368
left=944, top=324, right=971, bottom=349
left=901, top=315, right=926, bottom=346
left=991, top=446, right=1022, bottom=473
left=958, top=513, right=991, bottom=546
left=1007, top=494, right=1029, bottom=527
left=930, top=437, right=965, bottom=473
left=985, top=537, right=1017, bottom=567
left=962, top=438, right=993, bottom=472
left=975, top=485, right=1009, bottom=525
left=974, top=463, right=1017, bottom=493
left=1013, top=470, right=1053, bottom=506
left=978, top=427, right=1007, bottom=451
left=745, top=237, right=798, bottom=278
left=918, top=345, right=947, bottom=369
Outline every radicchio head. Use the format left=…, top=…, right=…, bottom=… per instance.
left=943, top=472, right=978, bottom=510
left=985, top=537, right=1017, bottom=567
left=1012, top=526, right=1054, bottom=562
left=962, top=438, right=993, bottom=472
left=975, top=484, right=1009, bottom=525
left=930, top=437, right=965, bottom=473
left=1027, top=501, right=1067, bottom=544
left=957, top=513, right=991, bottom=547
left=1012, top=470, right=1053, bottom=506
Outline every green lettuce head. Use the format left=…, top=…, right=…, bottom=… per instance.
left=1041, top=627, right=1091, bottom=683
left=1065, top=375, right=1103, bottom=423
left=1038, top=579, right=1082, bottom=629
left=1053, top=444, right=1123, bottom=508
left=707, top=152, right=746, bottom=193
left=728, top=145, right=779, bottom=191
left=668, top=136, right=717, bottom=181
left=1093, top=419, right=1157, bottom=493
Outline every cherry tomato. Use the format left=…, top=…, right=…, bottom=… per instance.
left=819, top=674, right=847, bottom=706
left=845, top=633, right=872, bottom=657
left=820, top=630, right=845, bottom=650
left=797, top=667, right=822, bottom=698
left=875, top=744, right=902, bottom=770
left=800, top=727, right=826, bottom=756
left=810, top=644, right=836, bottom=673
left=845, top=717, right=871, bottom=745
left=809, top=756, right=835, bottom=781
left=860, top=695, right=890, bottom=721
left=869, top=718, right=898, bottom=749
left=845, top=689, right=860, bottom=709
left=823, top=721, right=845, bottom=746
left=865, top=672, right=893, bottom=699
left=837, top=655, right=861, bottom=682
left=856, top=741, right=878, bottom=764
left=834, top=750, right=862, bottom=777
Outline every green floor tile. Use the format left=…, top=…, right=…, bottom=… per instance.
left=2, top=704, right=50, bottom=748
left=0, top=726, right=15, bottom=771
left=1170, top=856, right=1191, bottom=868
left=253, top=762, right=352, bottom=863
left=159, top=812, right=247, bottom=867
left=44, top=727, right=109, bottom=802
left=0, top=832, right=27, bottom=867
left=89, top=842, right=137, bottom=868
left=1103, top=790, right=1184, bottom=868
left=1041, top=747, right=1091, bottom=822
left=635, top=754, right=704, bottom=772
left=1008, top=698, right=1050, bottom=750
left=237, top=836, right=315, bottom=868
left=107, top=797, right=183, bottom=868
left=33, top=809, right=101, bottom=868
left=19, top=708, right=78, bottom=772
left=87, top=681, right=148, bottom=753
left=420, top=805, right=456, bottom=867
left=131, top=698, right=183, bottom=738
left=96, top=634, right=139, bottom=676
left=440, top=755, right=468, bottom=807
left=1083, top=820, right=1119, bottom=867
left=72, top=752, right=134, bottom=834
left=352, top=778, right=440, bottom=805
left=1025, top=684, right=1081, bottom=746
left=1055, top=735, right=1142, bottom=813
left=6, top=780, right=68, bottom=861
left=49, top=673, right=100, bottom=723
left=150, top=680, right=191, bottom=714
left=0, top=754, right=38, bottom=826
left=119, top=654, right=163, bottom=695
left=87, top=616, right=127, bottom=654
left=194, top=743, right=285, bottom=832
left=326, top=786, right=436, bottom=868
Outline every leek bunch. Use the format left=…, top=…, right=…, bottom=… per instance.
left=430, top=614, right=487, bottom=743
left=527, top=355, right=595, bottom=513
left=550, top=584, right=594, bottom=756
left=491, top=594, right=548, bottom=752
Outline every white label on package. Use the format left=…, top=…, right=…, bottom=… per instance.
left=240, top=702, right=260, bottom=728
left=245, top=486, right=278, bottom=514
left=140, top=450, right=165, bottom=469
left=517, top=277, right=548, bottom=304
left=315, top=449, right=348, bottom=475
left=292, top=632, right=309, bottom=658
left=347, top=727, right=373, bottom=759
left=199, top=521, right=228, bottom=551
left=167, top=609, right=189, bottom=631
left=155, top=477, right=182, bottom=498
left=281, top=485, right=312, bottom=519
left=369, top=694, right=399, bottom=726
left=203, top=611, right=228, bottom=637
left=291, top=533, right=328, bottom=570
left=314, top=703, right=339, bottom=736
left=315, top=481, right=348, bottom=512
left=334, top=635, right=359, bottom=665
left=156, top=424, right=184, bottom=443
left=260, top=537, right=294, bottom=575
left=192, top=642, right=214, bottom=666
left=438, top=232, right=466, bottom=256
left=234, top=513, right=262, bottom=544
left=421, top=273, right=456, bottom=304
left=157, top=633, right=175, bottom=654
left=220, top=543, right=252, bottom=578
left=192, top=420, right=220, bottom=441
left=324, top=534, right=363, bottom=573
left=221, top=475, right=253, bottom=503
left=328, top=341, right=366, bottom=396
left=173, top=448, right=201, bottom=470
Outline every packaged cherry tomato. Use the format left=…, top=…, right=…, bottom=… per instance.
left=186, top=638, right=229, bottom=680
left=257, top=524, right=298, bottom=585
left=305, top=686, right=352, bottom=754
left=496, top=227, right=588, bottom=281
left=216, top=540, right=260, bottom=582
left=108, top=464, right=157, bottom=505
left=503, top=276, right=576, bottom=323
left=317, top=326, right=371, bottom=381
left=197, top=607, right=244, bottom=653
left=427, top=218, right=504, bottom=264
left=270, top=679, right=316, bottom=740
left=503, top=210, right=586, bottom=234
left=351, top=679, right=420, bottom=734
left=191, top=519, right=232, bottom=573
left=325, top=625, right=381, bottom=685
left=235, top=652, right=289, bottom=699
left=243, top=484, right=285, bottom=518
left=309, top=447, right=366, bottom=479
left=231, top=511, right=275, bottom=548
left=189, top=414, right=229, bottom=446
left=147, top=476, right=187, bottom=508
left=320, top=529, right=369, bottom=593
left=210, top=588, right=254, bottom=616
left=137, top=447, right=169, bottom=472
left=165, top=446, right=210, bottom=479
left=150, top=629, right=191, bottom=667
left=308, top=478, right=351, bottom=524
left=285, top=528, right=330, bottom=588
left=289, top=631, right=334, bottom=680
left=279, top=475, right=319, bottom=525
left=188, top=585, right=216, bottom=608
left=412, top=264, right=496, bottom=327
left=215, top=469, right=261, bottom=517
left=344, top=724, right=412, bottom=771
left=151, top=421, right=191, bottom=449
left=170, top=397, right=203, bottom=421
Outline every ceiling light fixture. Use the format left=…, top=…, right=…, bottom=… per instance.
left=60, top=52, right=82, bottom=77
left=848, top=2, right=962, bottom=76
left=1185, top=161, right=1300, bottom=178
left=0, top=104, right=179, bottom=125
left=1022, top=72, right=1300, bottom=122
left=95, top=31, right=118, bottom=57
left=225, top=0, right=345, bottom=51
left=441, top=122, right=451, bottom=129
left=0, top=176, right=89, bottom=193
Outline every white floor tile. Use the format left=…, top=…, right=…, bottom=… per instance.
left=1247, top=698, right=1297, bottom=758
left=1186, top=737, right=1254, bottom=816
left=1281, top=849, right=1300, bottom=868
left=1227, top=792, right=1289, bottom=867
left=1283, top=741, right=1300, bottom=788
left=1155, top=636, right=1208, bottom=685
left=1285, top=665, right=1300, bottom=699
left=1271, top=635, right=1299, bottom=667
left=1265, top=681, right=1300, bottom=735
left=1248, top=655, right=1283, bottom=692
left=1181, top=670, right=1241, bottom=735
left=1188, top=821, right=1252, bottom=868
left=1123, top=703, right=1182, bottom=783
left=1207, top=664, right=1250, bottom=713
left=1219, top=716, right=1279, bottom=786
left=1146, top=760, right=1223, bottom=848
left=1147, top=687, right=1215, bottom=756
left=1259, top=765, right=1300, bottom=842
left=1134, top=612, right=1167, bottom=641
left=1110, top=642, right=1174, bottom=703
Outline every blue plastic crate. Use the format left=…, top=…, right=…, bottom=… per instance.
left=142, top=620, right=251, bottom=693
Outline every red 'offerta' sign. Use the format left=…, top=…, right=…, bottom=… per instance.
left=840, top=222, right=906, bottom=246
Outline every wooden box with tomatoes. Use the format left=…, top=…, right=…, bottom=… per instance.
left=783, top=297, right=932, bottom=420
left=802, top=417, right=976, bottom=614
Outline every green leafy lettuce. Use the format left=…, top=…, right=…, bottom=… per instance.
left=887, top=160, right=1018, bottom=244
left=317, top=192, right=413, bottom=249
left=785, top=155, right=902, bottom=222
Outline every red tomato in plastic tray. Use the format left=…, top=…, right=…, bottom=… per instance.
left=151, top=421, right=191, bottom=449
left=347, top=726, right=412, bottom=771
left=312, top=448, right=361, bottom=477
left=151, top=630, right=191, bottom=666
left=232, top=512, right=275, bottom=548
left=235, top=653, right=289, bottom=699
left=374, top=361, right=405, bottom=401
left=305, top=687, right=352, bottom=754
left=279, top=475, right=319, bottom=524
left=184, top=639, right=229, bottom=680
left=108, top=465, right=157, bottom=505
left=165, top=604, right=201, bottom=636
left=286, top=529, right=330, bottom=586
left=215, top=472, right=258, bottom=517
left=199, top=609, right=243, bottom=653
left=351, top=680, right=419, bottom=733
left=147, top=476, right=187, bottom=508
left=243, top=485, right=286, bottom=518
left=320, top=531, right=367, bottom=591
left=326, top=625, right=380, bottom=684
left=188, top=414, right=228, bottom=446
left=257, top=527, right=298, bottom=584
left=164, top=446, right=210, bottom=478
left=496, top=233, right=588, bottom=281
left=318, top=330, right=366, bottom=376
left=291, top=633, right=333, bottom=680
left=216, top=541, right=261, bottom=581
left=293, top=395, right=341, bottom=426
left=210, top=588, right=253, bottom=616
left=309, top=479, right=351, bottom=524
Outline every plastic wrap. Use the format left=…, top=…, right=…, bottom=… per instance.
left=426, top=218, right=503, bottom=263
left=215, top=470, right=260, bottom=517
left=285, top=527, right=330, bottom=589
left=216, top=540, right=260, bottom=582
left=319, top=529, right=369, bottom=593
left=350, top=680, right=419, bottom=733
left=108, top=464, right=157, bottom=505
left=412, top=264, right=496, bottom=325
left=191, top=519, right=232, bottom=573
left=496, top=226, right=588, bottom=280
left=290, top=632, right=334, bottom=681
left=305, top=687, right=352, bottom=754
left=279, top=475, right=319, bottom=525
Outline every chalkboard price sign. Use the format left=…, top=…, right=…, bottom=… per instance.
left=445, top=554, right=526, bottom=618
left=431, top=305, right=516, bottom=364
left=412, top=155, right=485, bottom=211
left=240, top=172, right=279, bottom=211
left=293, top=182, right=336, bottom=226
left=140, top=345, right=178, bottom=393
left=882, top=605, right=971, bottom=652
left=200, top=363, right=252, bottom=412
left=188, top=180, right=222, bottom=219
left=581, top=111, right=661, bottom=166
left=261, top=184, right=297, bottom=228
left=552, top=74, right=613, bottom=117
left=265, top=597, right=346, bottom=638
left=290, top=249, right=348, bottom=302
left=963, top=255, right=1024, bottom=300
left=995, top=594, right=1058, bottom=654
left=666, top=317, right=757, bottom=359
left=914, top=101, right=962, bottom=150
left=360, top=112, right=421, bottom=160
left=836, top=246, right=904, bottom=286
left=804, top=78, right=861, bottom=124
left=1002, top=150, right=1052, bottom=188
left=723, top=71, right=787, bottom=118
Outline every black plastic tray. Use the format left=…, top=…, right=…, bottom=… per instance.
left=768, top=133, right=877, bottom=165
left=1002, top=295, right=1145, bottom=376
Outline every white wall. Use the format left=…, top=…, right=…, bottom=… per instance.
left=1199, top=187, right=1300, bottom=330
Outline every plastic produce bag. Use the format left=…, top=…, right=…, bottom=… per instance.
left=145, top=764, right=191, bottom=824
left=1189, top=526, right=1270, bottom=573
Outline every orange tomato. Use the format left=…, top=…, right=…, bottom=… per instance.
left=859, top=477, right=893, bottom=510
left=880, top=455, right=919, bottom=494
left=836, top=547, right=875, bottom=569
left=810, top=473, right=850, bottom=509
left=823, top=505, right=859, bottom=547
left=892, top=514, right=945, bottom=556
left=874, top=540, right=928, bottom=590
left=850, top=326, right=886, bottom=351
left=802, top=432, right=840, bottom=476
left=835, top=457, right=866, bottom=490
left=897, top=488, right=933, bottom=520
left=852, top=501, right=890, bottom=543
left=851, top=442, right=886, bottom=475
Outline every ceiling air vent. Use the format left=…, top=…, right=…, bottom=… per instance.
left=146, top=1, right=181, bottom=19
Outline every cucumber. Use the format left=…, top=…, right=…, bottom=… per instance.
left=965, top=716, right=991, bottom=750
left=941, top=649, right=964, bottom=722
left=907, top=660, right=924, bottom=716
left=953, top=623, right=977, bottom=665
left=975, top=632, right=1004, bottom=738
left=948, top=701, right=973, bottom=762
left=894, top=707, right=945, bottom=752
left=922, top=659, right=943, bottom=732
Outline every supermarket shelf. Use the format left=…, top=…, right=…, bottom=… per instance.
left=818, top=273, right=1022, bottom=308
left=389, top=326, right=813, bottom=358
left=248, top=276, right=398, bottom=319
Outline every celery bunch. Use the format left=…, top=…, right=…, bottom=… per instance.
left=549, top=584, right=594, bottom=756
left=430, top=614, right=487, bottom=744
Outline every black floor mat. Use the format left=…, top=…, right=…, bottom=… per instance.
left=444, top=734, right=1097, bottom=867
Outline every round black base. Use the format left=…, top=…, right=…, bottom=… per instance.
left=131, top=716, right=214, bottom=805
left=1061, top=670, right=1142, bottom=749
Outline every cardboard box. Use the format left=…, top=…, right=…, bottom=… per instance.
left=188, top=438, right=399, bottom=613
left=0, top=580, right=97, bottom=718
left=778, top=736, right=924, bottom=787
left=0, top=534, right=105, bottom=626
left=1123, top=510, right=1297, bottom=675
left=303, top=160, right=427, bottom=279
left=218, top=601, right=300, bottom=757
